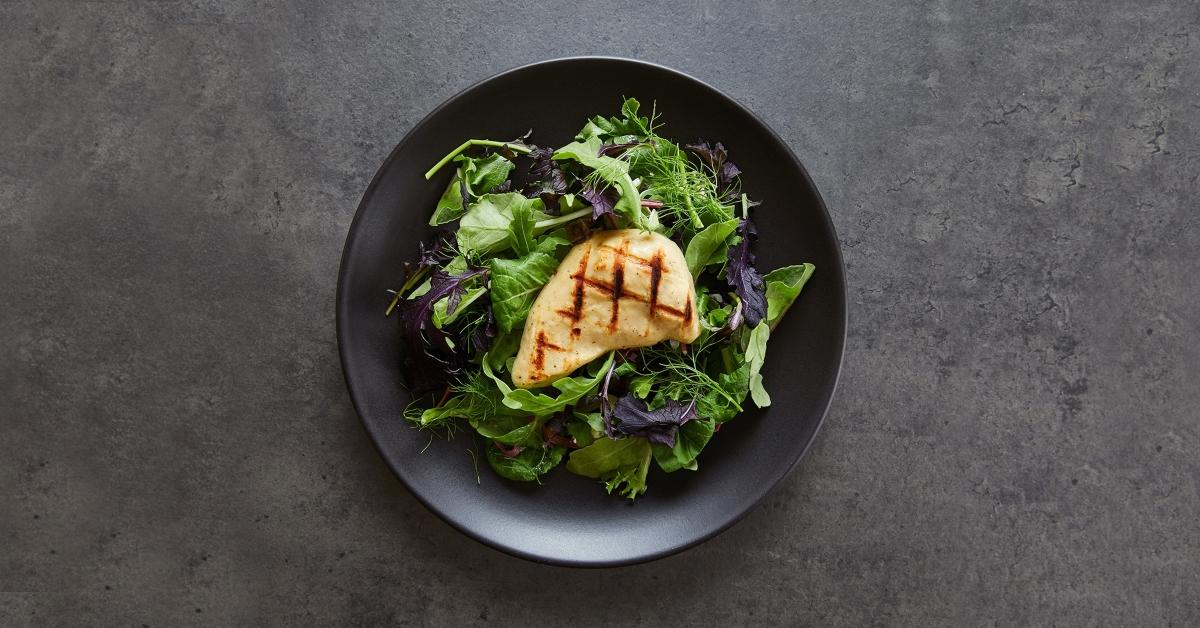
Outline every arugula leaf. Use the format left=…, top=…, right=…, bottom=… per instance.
left=488, top=237, right=567, bottom=334
left=424, top=138, right=531, bottom=180
left=611, top=396, right=697, bottom=447
left=486, top=443, right=565, bottom=482
left=457, top=193, right=549, bottom=256
left=684, top=218, right=738, bottom=278
left=553, top=136, right=645, bottom=229
left=652, top=418, right=715, bottom=472
left=764, top=263, right=816, bottom=329
left=725, top=219, right=767, bottom=327
left=745, top=321, right=771, bottom=407
left=565, top=436, right=652, bottom=499
left=481, top=351, right=615, bottom=416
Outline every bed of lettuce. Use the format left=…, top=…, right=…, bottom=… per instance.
left=387, top=98, right=814, bottom=499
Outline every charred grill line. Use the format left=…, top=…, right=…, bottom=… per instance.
left=555, top=246, right=591, bottom=338
left=609, top=242, right=626, bottom=331
left=531, top=330, right=564, bottom=378
left=648, top=252, right=663, bottom=319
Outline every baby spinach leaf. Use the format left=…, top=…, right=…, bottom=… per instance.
left=565, top=436, right=652, bottom=499
left=745, top=321, right=771, bottom=407
left=684, top=218, right=738, bottom=278
left=652, top=418, right=715, bottom=472
left=488, top=237, right=567, bottom=334
left=486, top=443, right=564, bottom=483
left=457, top=193, right=548, bottom=256
left=764, top=263, right=816, bottom=329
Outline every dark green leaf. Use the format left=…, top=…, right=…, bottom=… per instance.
left=653, top=418, right=715, bottom=472
left=486, top=444, right=565, bottom=482
left=488, top=237, right=567, bottom=334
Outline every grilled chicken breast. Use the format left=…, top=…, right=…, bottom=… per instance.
left=512, top=229, right=701, bottom=388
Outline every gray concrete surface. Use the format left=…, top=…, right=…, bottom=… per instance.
left=3, top=0, right=1198, bottom=625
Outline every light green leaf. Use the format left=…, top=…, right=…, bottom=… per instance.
left=508, top=199, right=539, bottom=257
left=566, top=436, right=652, bottom=499
left=430, top=169, right=467, bottom=225
left=764, top=263, right=816, bottom=329
left=746, top=322, right=771, bottom=407
left=684, top=219, right=739, bottom=278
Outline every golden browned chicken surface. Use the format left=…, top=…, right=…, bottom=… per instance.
left=512, top=229, right=701, bottom=388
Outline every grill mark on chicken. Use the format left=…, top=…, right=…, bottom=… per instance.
left=682, top=298, right=693, bottom=325
left=609, top=241, right=626, bottom=331
left=555, top=246, right=591, bottom=337
left=531, top=330, right=564, bottom=378
left=647, top=252, right=663, bottom=318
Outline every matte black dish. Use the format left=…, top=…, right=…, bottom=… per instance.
left=336, top=57, right=846, bottom=566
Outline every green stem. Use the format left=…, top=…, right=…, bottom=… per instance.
left=533, top=207, right=593, bottom=231
left=424, top=139, right=533, bottom=180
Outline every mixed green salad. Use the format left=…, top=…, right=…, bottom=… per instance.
left=387, top=98, right=814, bottom=499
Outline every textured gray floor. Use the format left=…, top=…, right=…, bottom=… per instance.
left=3, top=1, right=1199, bottom=625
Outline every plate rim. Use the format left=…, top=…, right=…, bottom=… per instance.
left=335, top=55, right=847, bottom=567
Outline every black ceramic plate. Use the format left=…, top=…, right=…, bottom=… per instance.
left=337, top=57, right=845, bottom=566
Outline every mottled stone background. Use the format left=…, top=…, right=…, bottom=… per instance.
left=2, top=1, right=1198, bottom=625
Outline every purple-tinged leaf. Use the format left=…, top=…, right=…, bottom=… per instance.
left=581, top=186, right=618, bottom=220
left=611, top=397, right=698, bottom=447
left=598, top=141, right=642, bottom=157
left=726, top=219, right=767, bottom=327
left=686, top=140, right=742, bottom=192
left=396, top=267, right=488, bottom=393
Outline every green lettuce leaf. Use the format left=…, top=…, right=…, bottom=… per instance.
left=764, top=263, right=815, bottom=329
left=566, top=436, right=652, bottom=499
left=488, top=237, right=567, bottom=334
left=457, top=193, right=549, bottom=256
left=684, top=219, right=738, bottom=278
